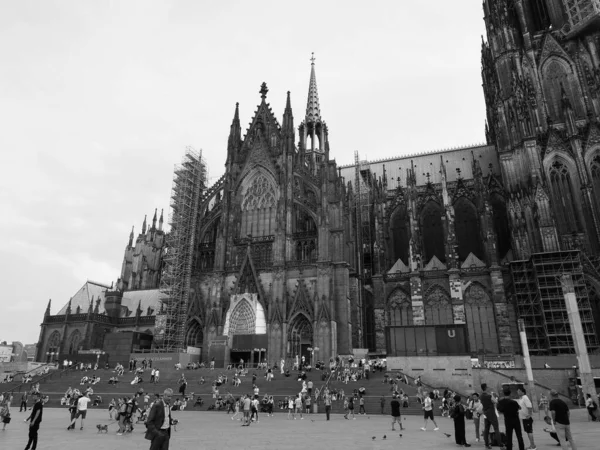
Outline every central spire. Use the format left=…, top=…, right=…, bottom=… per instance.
left=305, top=52, right=321, bottom=123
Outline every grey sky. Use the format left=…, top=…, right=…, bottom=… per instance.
left=0, top=0, right=487, bottom=345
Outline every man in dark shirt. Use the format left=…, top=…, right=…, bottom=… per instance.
left=497, top=389, right=524, bottom=450
left=24, top=392, right=43, bottom=450
left=480, top=384, right=501, bottom=449
left=549, top=390, right=577, bottom=450
left=390, top=394, right=403, bottom=431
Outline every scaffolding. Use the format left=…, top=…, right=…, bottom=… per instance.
left=158, top=147, right=207, bottom=351
left=510, top=250, right=599, bottom=355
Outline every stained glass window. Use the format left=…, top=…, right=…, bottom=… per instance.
left=424, top=287, right=453, bottom=325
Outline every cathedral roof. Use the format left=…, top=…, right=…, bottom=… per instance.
left=56, top=281, right=162, bottom=317
left=57, top=281, right=111, bottom=315
left=338, top=143, right=498, bottom=190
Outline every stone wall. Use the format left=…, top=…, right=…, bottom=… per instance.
left=387, top=355, right=474, bottom=393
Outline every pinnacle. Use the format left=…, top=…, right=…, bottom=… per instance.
left=306, top=53, right=321, bottom=123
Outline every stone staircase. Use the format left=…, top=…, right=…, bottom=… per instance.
left=2, top=366, right=434, bottom=415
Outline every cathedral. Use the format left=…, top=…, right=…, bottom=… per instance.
left=37, top=0, right=600, bottom=366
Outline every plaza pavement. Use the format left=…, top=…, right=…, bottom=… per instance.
left=0, top=407, right=598, bottom=450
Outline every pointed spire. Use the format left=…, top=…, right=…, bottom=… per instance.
left=142, top=214, right=147, bottom=234
left=94, top=297, right=100, bottom=314
left=152, top=208, right=157, bottom=229
left=305, top=52, right=321, bottom=123
left=88, top=296, right=94, bottom=314
left=136, top=299, right=142, bottom=317
left=227, top=102, right=241, bottom=160
left=66, top=298, right=72, bottom=315
left=45, top=299, right=51, bottom=317
left=158, top=209, right=164, bottom=231
left=282, top=91, right=294, bottom=135
left=128, top=226, right=134, bottom=247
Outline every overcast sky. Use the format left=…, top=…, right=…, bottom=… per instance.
left=0, top=0, right=487, bottom=346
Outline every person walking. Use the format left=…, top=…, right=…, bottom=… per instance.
left=451, top=395, right=471, bottom=447
left=145, top=388, right=173, bottom=449
left=421, top=391, right=439, bottom=431
left=24, top=392, right=43, bottom=450
left=1, top=397, right=11, bottom=431
left=497, top=388, right=525, bottom=450
left=516, top=387, right=536, bottom=450
left=68, top=391, right=91, bottom=431
left=585, top=393, right=597, bottom=422
left=549, top=390, right=577, bottom=450
left=324, top=392, right=332, bottom=421
left=358, top=395, right=366, bottom=415
left=380, top=395, right=386, bottom=415
left=20, top=391, right=28, bottom=413
left=345, top=396, right=355, bottom=420
left=390, top=394, right=403, bottom=431
left=481, top=383, right=501, bottom=449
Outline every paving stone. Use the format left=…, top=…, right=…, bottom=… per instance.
left=0, top=407, right=598, bottom=450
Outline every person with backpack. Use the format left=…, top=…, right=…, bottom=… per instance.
left=585, top=393, right=598, bottom=422
left=497, top=388, right=525, bottom=450
left=451, top=395, right=471, bottom=447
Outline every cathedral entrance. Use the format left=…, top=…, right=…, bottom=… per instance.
left=287, top=314, right=313, bottom=366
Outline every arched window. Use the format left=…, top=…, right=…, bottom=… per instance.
left=197, top=218, right=220, bottom=272
left=543, top=60, right=582, bottom=121
left=68, top=330, right=81, bottom=354
left=240, top=174, right=277, bottom=237
left=454, top=197, right=484, bottom=261
left=228, top=300, right=256, bottom=335
left=287, top=314, right=313, bottom=360
left=46, top=331, right=61, bottom=362
left=548, top=160, right=581, bottom=234
left=424, top=287, right=453, bottom=325
left=185, top=319, right=203, bottom=348
left=591, top=154, right=600, bottom=215
left=420, top=201, right=446, bottom=263
left=489, top=194, right=511, bottom=259
left=390, top=205, right=410, bottom=266
left=388, top=289, right=413, bottom=326
left=464, top=284, right=499, bottom=355
left=293, top=206, right=318, bottom=262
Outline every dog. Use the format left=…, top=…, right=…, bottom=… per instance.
left=96, top=424, right=109, bottom=433
left=171, top=418, right=179, bottom=432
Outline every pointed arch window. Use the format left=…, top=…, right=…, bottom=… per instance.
left=229, top=300, right=256, bottom=335
left=548, top=160, right=581, bottom=234
left=387, top=289, right=413, bottom=326
left=424, top=287, right=453, bottom=325
left=454, top=197, right=484, bottom=261
left=185, top=319, right=203, bottom=347
left=240, top=174, right=277, bottom=238
left=420, top=201, right=446, bottom=263
left=389, top=204, right=410, bottom=266
left=464, top=284, right=499, bottom=355
left=490, top=193, right=511, bottom=259
left=46, top=331, right=61, bottom=361
left=591, top=154, right=600, bottom=214
left=287, top=314, right=313, bottom=359
left=543, top=60, right=583, bottom=121
left=68, top=330, right=81, bottom=354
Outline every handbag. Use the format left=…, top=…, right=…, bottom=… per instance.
left=2, top=413, right=10, bottom=424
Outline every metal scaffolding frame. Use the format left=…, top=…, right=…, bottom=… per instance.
left=158, top=147, right=207, bottom=351
left=563, top=0, right=600, bottom=36
left=510, top=250, right=599, bottom=355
